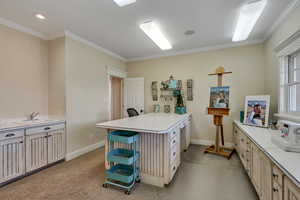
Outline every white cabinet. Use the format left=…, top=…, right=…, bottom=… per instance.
left=251, top=143, right=262, bottom=194
left=260, top=152, right=272, bottom=200
left=0, top=130, right=25, bottom=184
left=25, top=132, right=48, bottom=172
left=48, top=129, right=65, bottom=164
left=26, top=123, right=66, bottom=172
left=233, top=123, right=300, bottom=200
left=284, top=177, right=300, bottom=200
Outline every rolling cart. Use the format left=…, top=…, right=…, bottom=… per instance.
left=102, top=130, right=140, bottom=195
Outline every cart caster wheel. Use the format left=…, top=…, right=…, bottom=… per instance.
left=136, top=179, right=141, bottom=183
left=125, top=190, right=131, bottom=195
left=102, top=183, right=108, bottom=188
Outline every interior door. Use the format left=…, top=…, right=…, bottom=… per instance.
left=124, top=77, right=144, bottom=117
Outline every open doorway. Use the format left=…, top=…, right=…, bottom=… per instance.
left=110, top=76, right=123, bottom=120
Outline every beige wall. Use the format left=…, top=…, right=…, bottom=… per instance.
left=127, top=44, right=266, bottom=143
left=264, top=5, right=300, bottom=118
left=65, top=36, right=126, bottom=154
left=48, top=37, right=66, bottom=116
left=0, top=24, right=49, bottom=118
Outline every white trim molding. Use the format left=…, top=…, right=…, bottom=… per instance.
left=0, top=17, right=48, bottom=40
left=264, top=0, right=300, bottom=40
left=64, top=31, right=127, bottom=62
left=191, top=139, right=234, bottom=149
left=127, top=39, right=264, bottom=62
left=66, top=140, right=105, bottom=161
left=274, top=113, right=300, bottom=123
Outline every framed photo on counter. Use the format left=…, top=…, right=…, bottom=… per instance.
left=243, top=95, right=270, bottom=128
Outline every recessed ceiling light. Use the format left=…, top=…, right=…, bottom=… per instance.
left=113, top=0, right=136, bottom=7
left=140, top=21, right=172, bottom=50
left=232, top=0, right=267, bottom=42
left=35, top=14, right=46, bottom=20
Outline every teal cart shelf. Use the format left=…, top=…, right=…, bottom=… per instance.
left=106, top=164, right=139, bottom=184
left=107, top=148, right=139, bottom=165
left=107, top=130, right=139, bottom=144
left=103, top=130, right=140, bottom=195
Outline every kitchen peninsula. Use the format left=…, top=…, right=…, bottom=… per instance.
left=96, top=113, right=192, bottom=187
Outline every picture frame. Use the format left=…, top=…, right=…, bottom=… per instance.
left=209, top=86, right=230, bottom=108
left=243, top=95, right=270, bottom=128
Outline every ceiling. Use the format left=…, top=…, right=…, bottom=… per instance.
left=0, top=0, right=295, bottom=60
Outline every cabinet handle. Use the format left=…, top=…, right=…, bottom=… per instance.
left=273, top=174, right=278, bottom=179
left=44, top=127, right=51, bottom=130
left=5, top=133, right=15, bottom=137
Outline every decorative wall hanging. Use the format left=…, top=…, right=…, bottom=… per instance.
left=187, top=79, right=193, bottom=101
left=164, top=105, right=171, bottom=113
left=151, top=81, right=158, bottom=101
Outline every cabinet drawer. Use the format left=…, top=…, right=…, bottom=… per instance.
left=0, top=130, right=24, bottom=140
left=170, top=145, right=178, bottom=164
left=170, top=135, right=178, bottom=149
left=26, top=123, right=65, bottom=135
left=169, top=161, right=178, bottom=182
left=273, top=165, right=284, bottom=187
left=169, top=127, right=179, bottom=140
left=273, top=181, right=283, bottom=200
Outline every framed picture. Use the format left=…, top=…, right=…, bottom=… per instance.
left=243, top=95, right=270, bottom=128
left=209, top=86, right=230, bottom=108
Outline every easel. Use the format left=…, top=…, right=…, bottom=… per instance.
left=204, top=67, right=234, bottom=159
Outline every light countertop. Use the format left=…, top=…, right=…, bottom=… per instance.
left=234, top=120, right=300, bottom=187
left=96, top=113, right=191, bottom=134
left=0, top=117, right=66, bottom=132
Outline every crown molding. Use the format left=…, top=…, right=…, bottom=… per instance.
left=0, top=17, right=48, bottom=40
left=127, top=39, right=264, bottom=62
left=64, top=31, right=127, bottom=62
left=264, top=0, right=300, bottom=40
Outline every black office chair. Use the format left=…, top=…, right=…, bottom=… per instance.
left=127, top=108, right=139, bottom=117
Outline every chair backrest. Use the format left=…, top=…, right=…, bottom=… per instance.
left=127, top=108, right=139, bottom=117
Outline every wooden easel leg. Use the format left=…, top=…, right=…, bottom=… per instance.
left=215, top=125, right=219, bottom=152
left=221, top=125, right=224, bottom=146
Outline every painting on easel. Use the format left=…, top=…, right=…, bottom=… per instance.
left=209, top=86, right=230, bottom=108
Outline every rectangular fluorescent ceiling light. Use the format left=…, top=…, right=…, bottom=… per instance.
left=232, top=0, right=267, bottom=42
left=113, top=0, right=136, bottom=7
left=140, top=21, right=172, bottom=50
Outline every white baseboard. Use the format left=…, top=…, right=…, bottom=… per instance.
left=191, top=139, right=234, bottom=149
left=66, top=140, right=105, bottom=161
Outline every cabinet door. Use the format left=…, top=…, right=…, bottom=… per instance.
left=260, top=152, right=272, bottom=200
left=47, top=128, right=66, bottom=164
left=251, top=143, right=261, bottom=196
left=0, top=136, right=25, bottom=183
left=26, top=132, right=48, bottom=172
left=284, top=177, right=300, bottom=200
left=273, top=181, right=283, bottom=200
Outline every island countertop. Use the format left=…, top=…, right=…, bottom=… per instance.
left=96, top=113, right=191, bottom=134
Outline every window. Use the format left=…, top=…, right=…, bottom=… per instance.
left=280, top=50, right=300, bottom=113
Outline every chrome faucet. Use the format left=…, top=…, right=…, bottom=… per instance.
left=29, top=112, right=40, bottom=120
